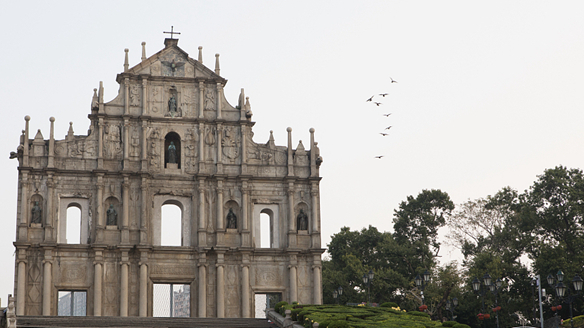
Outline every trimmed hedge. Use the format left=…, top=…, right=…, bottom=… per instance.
left=381, top=302, right=399, bottom=308
left=452, top=324, right=471, bottom=328
left=442, top=321, right=457, bottom=327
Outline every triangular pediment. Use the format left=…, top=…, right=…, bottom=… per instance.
left=126, top=40, right=224, bottom=82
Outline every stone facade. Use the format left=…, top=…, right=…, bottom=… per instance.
left=12, top=38, right=324, bottom=318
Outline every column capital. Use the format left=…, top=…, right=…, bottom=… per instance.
left=42, top=260, right=53, bottom=265
left=312, top=265, right=322, bottom=270
left=138, top=261, right=149, bottom=267
left=93, top=260, right=104, bottom=266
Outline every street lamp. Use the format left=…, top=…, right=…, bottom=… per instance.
left=332, top=286, right=343, bottom=305
left=489, top=278, right=503, bottom=328
left=415, top=269, right=431, bottom=307
left=445, top=297, right=458, bottom=321
left=362, top=270, right=374, bottom=306
left=547, top=270, right=583, bottom=328
left=472, top=273, right=499, bottom=327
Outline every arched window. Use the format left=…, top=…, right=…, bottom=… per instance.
left=260, top=212, right=271, bottom=248
left=58, top=198, right=89, bottom=244
left=252, top=204, right=280, bottom=248
left=66, top=205, right=81, bottom=244
left=161, top=203, right=182, bottom=246
left=164, top=132, right=181, bottom=168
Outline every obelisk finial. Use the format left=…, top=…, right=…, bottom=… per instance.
left=198, top=46, right=203, bottom=63
left=124, top=48, right=129, bottom=72
left=141, top=42, right=147, bottom=61
left=215, top=54, right=220, bottom=75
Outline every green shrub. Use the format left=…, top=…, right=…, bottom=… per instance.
left=408, top=311, right=430, bottom=317
left=327, top=320, right=350, bottom=328
left=452, top=324, right=471, bottom=328
left=275, top=301, right=288, bottom=315
left=442, top=321, right=457, bottom=327
left=380, top=302, right=399, bottom=308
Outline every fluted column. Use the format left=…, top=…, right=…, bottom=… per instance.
left=120, top=262, right=129, bottom=316
left=139, top=252, right=148, bottom=317
left=198, top=263, right=207, bottom=317
left=122, top=176, right=130, bottom=244
left=313, top=265, right=322, bottom=305
left=42, top=260, right=52, bottom=315
left=217, top=180, right=224, bottom=230
left=96, top=176, right=104, bottom=243
left=241, top=265, right=250, bottom=318
left=216, top=263, right=225, bottom=318
left=289, top=265, right=298, bottom=303
left=93, top=261, right=103, bottom=316
left=140, top=177, right=148, bottom=244
left=16, top=259, right=26, bottom=315
left=45, top=176, right=55, bottom=242
left=216, top=83, right=223, bottom=119
left=97, top=118, right=104, bottom=169
left=198, top=178, right=206, bottom=246
left=288, top=183, right=295, bottom=231
left=198, top=82, right=205, bottom=119
left=141, top=121, right=148, bottom=172
left=123, top=119, right=130, bottom=168
left=241, top=181, right=250, bottom=247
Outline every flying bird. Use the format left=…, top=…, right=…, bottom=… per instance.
left=366, top=95, right=374, bottom=102
left=383, top=113, right=392, bottom=117
left=373, top=102, right=382, bottom=106
left=385, top=126, right=392, bottom=130
left=390, top=77, right=398, bottom=83
left=379, top=93, right=388, bottom=97
left=380, top=133, right=389, bottom=136
left=374, top=156, right=384, bottom=159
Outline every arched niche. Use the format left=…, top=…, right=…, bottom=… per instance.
left=224, top=200, right=240, bottom=230
left=105, top=196, right=120, bottom=227
left=164, top=132, right=181, bottom=169
left=295, top=202, right=310, bottom=232
left=252, top=204, right=280, bottom=248
left=30, top=194, right=44, bottom=226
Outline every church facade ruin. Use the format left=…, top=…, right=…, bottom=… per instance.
left=12, top=37, right=324, bottom=318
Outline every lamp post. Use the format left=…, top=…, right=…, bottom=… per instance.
left=332, top=286, right=343, bottom=305
left=472, top=273, right=494, bottom=327
left=362, top=270, right=374, bottom=306
left=488, top=278, right=502, bottom=328
left=445, top=297, right=458, bottom=321
left=547, top=270, right=583, bottom=328
left=415, top=269, right=431, bottom=307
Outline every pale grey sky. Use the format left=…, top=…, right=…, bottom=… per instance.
left=1, top=1, right=584, bottom=305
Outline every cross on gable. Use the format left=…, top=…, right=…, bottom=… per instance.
left=163, top=26, right=181, bottom=39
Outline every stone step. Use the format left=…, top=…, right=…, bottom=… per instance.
left=16, top=316, right=276, bottom=328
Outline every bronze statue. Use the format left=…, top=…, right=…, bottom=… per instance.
left=167, top=141, right=177, bottom=164
left=106, top=204, right=117, bottom=226
left=31, top=201, right=42, bottom=224
left=226, top=208, right=237, bottom=229
left=297, top=209, right=308, bottom=231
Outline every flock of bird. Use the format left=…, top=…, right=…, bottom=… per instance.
left=369, top=77, right=398, bottom=159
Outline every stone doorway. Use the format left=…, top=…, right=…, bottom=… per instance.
left=153, top=284, right=190, bottom=317
left=254, top=293, right=281, bottom=318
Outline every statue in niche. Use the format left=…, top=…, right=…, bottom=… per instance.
left=106, top=204, right=118, bottom=226
left=31, top=201, right=42, bottom=224
left=226, top=208, right=237, bottom=229
left=168, top=95, right=177, bottom=117
left=297, top=209, right=308, bottom=231
left=167, top=141, right=177, bottom=164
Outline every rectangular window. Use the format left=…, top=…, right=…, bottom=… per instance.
left=153, top=284, right=190, bottom=317
left=58, top=291, right=87, bottom=316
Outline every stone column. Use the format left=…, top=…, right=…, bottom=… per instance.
left=216, top=124, right=223, bottom=173
left=141, top=77, right=148, bottom=116
left=216, top=262, right=225, bottom=318
left=18, top=172, right=29, bottom=241
left=313, top=264, right=322, bottom=305
left=198, top=263, right=207, bottom=317
left=96, top=175, right=104, bottom=243
left=241, top=265, right=250, bottom=318
left=141, top=121, right=148, bottom=172
left=310, top=183, right=321, bottom=248
left=43, top=248, right=53, bottom=315
left=198, top=123, right=205, bottom=171
left=42, top=259, right=52, bottom=315
left=122, top=176, right=130, bottom=244
left=216, top=83, right=223, bottom=119
left=139, top=251, right=148, bottom=317
left=93, top=261, right=103, bottom=316
left=120, top=262, right=129, bottom=316
left=44, top=176, right=55, bottom=242
left=198, top=178, right=206, bottom=246
left=198, top=82, right=205, bottom=119
left=123, top=119, right=130, bottom=169
left=241, top=125, right=247, bottom=174
left=286, top=127, right=294, bottom=176
left=124, top=77, right=130, bottom=115
left=289, top=265, right=298, bottom=303
left=217, top=180, right=224, bottom=230
left=241, top=181, right=250, bottom=247
left=16, top=259, right=26, bottom=315
left=140, top=177, right=148, bottom=245
left=97, top=118, right=104, bottom=169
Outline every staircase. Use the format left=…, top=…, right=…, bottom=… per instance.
left=15, top=316, right=276, bottom=328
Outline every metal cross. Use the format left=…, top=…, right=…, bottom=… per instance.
left=163, top=26, right=181, bottom=39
